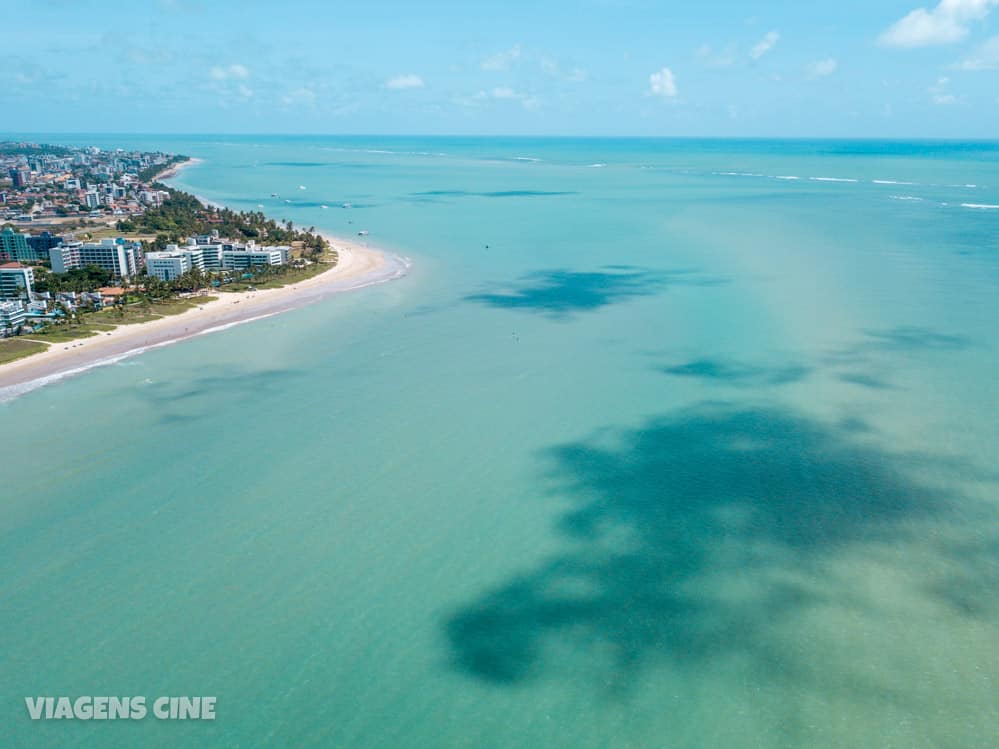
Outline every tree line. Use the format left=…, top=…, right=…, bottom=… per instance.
left=117, top=185, right=328, bottom=259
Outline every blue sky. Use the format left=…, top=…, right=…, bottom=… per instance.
left=4, top=0, right=999, bottom=137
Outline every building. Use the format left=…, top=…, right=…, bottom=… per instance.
left=0, top=301, right=26, bottom=335
left=220, top=242, right=290, bottom=271
left=9, top=167, right=30, bottom=188
left=182, top=239, right=222, bottom=270
left=83, top=191, right=101, bottom=209
left=26, top=231, right=65, bottom=262
left=0, top=263, right=35, bottom=300
left=138, top=189, right=170, bottom=206
left=192, top=232, right=220, bottom=245
left=49, top=241, right=81, bottom=274
left=50, top=238, right=140, bottom=278
left=0, top=226, right=33, bottom=263
left=144, top=251, right=193, bottom=281
left=97, top=287, right=127, bottom=306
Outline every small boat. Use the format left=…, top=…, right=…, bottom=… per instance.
left=342, top=202, right=352, bottom=209
left=270, top=193, right=279, bottom=197
left=284, top=199, right=291, bottom=203
left=299, top=185, right=307, bottom=190
left=321, top=204, right=328, bottom=209
left=358, top=230, right=369, bottom=236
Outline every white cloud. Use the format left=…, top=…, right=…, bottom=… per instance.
left=210, top=63, right=249, bottom=80
left=806, top=58, right=838, bottom=77
left=385, top=74, right=425, bottom=90
left=879, top=0, right=997, bottom=47
left=237, top=84, right=253, bottom=98
left=481, top=44, right=522, bottom=71
left=750, top=31, right=780, bottom=60
left=281, top=87, right=316, bottom=106
left=464, top=86, right=539, bottom=109
left=928, top=75, right=959, bottom=103
left=957, top=34, right=999, bottom=68
left=696, top=43, right=738, bottom=68
left=540, top=57, right=587, bottom=82
left=648, top=67, right=678, bottom=98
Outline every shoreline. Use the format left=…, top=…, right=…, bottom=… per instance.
left=0, top=160, right=411, bottom=401
left=151, top=155, right=204, bottom=182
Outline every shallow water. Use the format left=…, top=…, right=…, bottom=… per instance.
left=2, top=136, right=998, bottom=748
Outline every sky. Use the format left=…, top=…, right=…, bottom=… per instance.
left=4, top=0, right=999, bottom=137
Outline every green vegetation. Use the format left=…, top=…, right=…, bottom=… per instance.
left=136, top=155, right=188, bottom=183
left=0, top=142, right=73, bottom=157
left=78, top=225, right=158, bottom=242
left=0, top=338, right=49, bottom=364
left=32, top=265, right=113, bottom=294
left=92, top=295, right=217, bottom=325
left=92, top=309, right=161, bottom=325
left=218, top=254, right=339, bottom=292
left=121, top=185, right=328, bottom=258
left=25, top=325, right=102, bottom=343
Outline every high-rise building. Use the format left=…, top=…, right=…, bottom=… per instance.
left=0, top=263, right=35, bottom=300
left=26, top=231, right=65, bottom=262
left=145, top=250, right=193, bottom=281
left=221, top=242, right=290, bottom=271
left=9, top=167, right=30, bottom=188
left=0, top=227, right=33, bottom=263
left=50, top=239, right=140, bottom=278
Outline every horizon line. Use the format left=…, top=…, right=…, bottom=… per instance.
left=3, top=132, right=999, bottom=143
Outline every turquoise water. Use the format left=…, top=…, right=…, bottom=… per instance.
left=3, top=136, right=999, bottom=747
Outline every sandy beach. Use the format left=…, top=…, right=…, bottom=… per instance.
left=0, top=236, right=410, bottom=398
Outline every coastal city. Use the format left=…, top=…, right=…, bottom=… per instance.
left=0, top=141, right=336, bottom=366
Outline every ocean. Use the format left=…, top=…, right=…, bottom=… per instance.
left=3, top=136, right=998, bottom=748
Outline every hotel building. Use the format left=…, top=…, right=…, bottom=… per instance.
left=0, top=263, right=34, bottom=300
left=50, top=238, right=140, bottom=278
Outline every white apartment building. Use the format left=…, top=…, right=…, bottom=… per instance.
left=0, top=301, right=26, bottom=334
left=220, top=241, right=290, bottom=271
left=181, top=240, right=223, bottom=271
left=50, top=239, right=140, bottom=278
left=0, top=263, right=35, bottom=300
left=144, top=251, right=193, bottom=281
left=138, top=190, right=170, bottom=206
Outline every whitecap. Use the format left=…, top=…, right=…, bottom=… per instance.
left=810, top=177, right=859, bottom=183
left=961, top=203, right=999, bottom=210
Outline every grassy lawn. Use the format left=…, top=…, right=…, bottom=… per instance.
left=77, top=227, right=160, bottom=242
left=92, top=308, right=162, bottom=325
left=25, top=325, right=103, bottom=343
left=219, top=256, right=338, bottom=293
left=0, top=338, right=49, bottom=364
left=147, top=297, right=218, bottom=316
left=89, top=296, right=218, bottom=325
